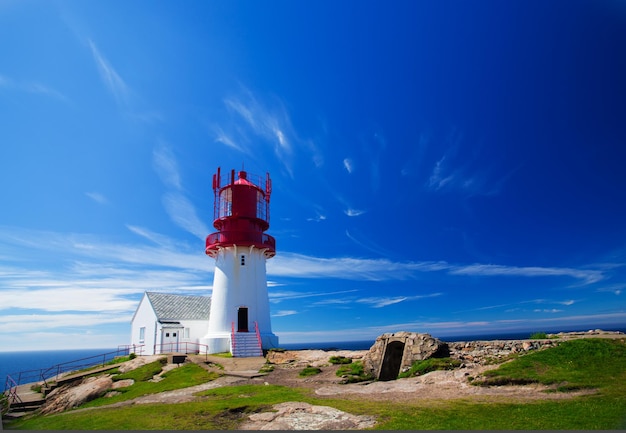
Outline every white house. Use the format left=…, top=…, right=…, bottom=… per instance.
left=130, top=292, right=211, bottom=355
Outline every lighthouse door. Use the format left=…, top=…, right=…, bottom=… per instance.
left=237, top=307, right=249, bottom=332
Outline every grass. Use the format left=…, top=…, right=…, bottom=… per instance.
left=79, top=362, right=220, bottom=408
left=472, top=338, right=626, bottom=391
left=113, top=358, right=166, bottom=382
left=335, top=360, right=373, bottom=383
left=398, top=357, right=462, bottom=378
left=328, top=355, right=352, bottom=364
left=7, top=338, right=626, bottom=430
left=298, top=366, right=322, bottom=377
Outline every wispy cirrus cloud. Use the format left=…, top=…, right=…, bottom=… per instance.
left=269, top=253, right=606, bottom=286
left=0, top=74, right=68, bottom=101
left=88, top=39, right=130, bottom=107
left=425, top=128, right=520, bottom=197
left=269, top=289, right=358, bottom=303
left=344, top=208, right=366, bottom=217
left=356, top=293, right=442, bottom=308
left=85, top=192, right=109, bottom=205
left=152, top=143, right=210, bottom=240
left=214, top=87, right=322, bottom=178
left=449, top=263, right=604, bottom=285
left=272, top=310, right=298, bottom=317
left=343, top=158, right=354, bottom=174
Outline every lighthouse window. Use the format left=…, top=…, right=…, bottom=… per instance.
left=241, top=255, right=246, bottom=266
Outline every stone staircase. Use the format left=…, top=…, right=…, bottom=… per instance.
left=231, top=332, right=263, bottom=357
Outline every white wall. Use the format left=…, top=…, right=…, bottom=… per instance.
left=130, top=293, right=158, bottom=355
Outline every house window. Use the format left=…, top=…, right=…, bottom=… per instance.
left=139, top=327, right=145, bottom=343
left=184, top=328, right=190, bottom=339
left=241, top=255, right=245, bottom=266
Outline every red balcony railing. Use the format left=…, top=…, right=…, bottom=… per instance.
left=205, top=231, right=276, bottom=257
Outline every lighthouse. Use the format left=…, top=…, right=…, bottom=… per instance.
left=201, top=167, right=279, bottom=356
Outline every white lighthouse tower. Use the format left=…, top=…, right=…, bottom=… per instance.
left=201, top=167, right=278, bottom=356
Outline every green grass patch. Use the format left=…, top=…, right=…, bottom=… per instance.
left=328, top=355, right=352, bottom=364
left=473, top=338, right=626, bottom=390
left=298, top=366, right=322, bottom=377
left=398, top=357, right=462, bottom=378
left=336, top=360, right=373, bottom=383
left=80, top=363, right=220, bottom=408
left=113, top=358, right=166, bottom=382
left=529, top=331, right=548, bottom=339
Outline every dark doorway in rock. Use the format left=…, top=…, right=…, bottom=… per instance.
left=237, top=307, right=249, bottom=332
left=379, top=341, right=405, bottom=381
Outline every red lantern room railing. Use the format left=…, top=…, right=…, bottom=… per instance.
left=205, top=168, right=276, bottom=258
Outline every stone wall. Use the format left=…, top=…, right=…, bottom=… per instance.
left=362, top=332, right=448, bottom=380
left=447, top=329, right=625, bottom=364
left=447, top=339, right=560, bottom=364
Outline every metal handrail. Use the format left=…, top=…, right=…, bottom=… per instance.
left=3, top=347, right=136, bottom=397
left=152, top=342, right=209, bottom=360
left=254, top=321, right=262, bottom=351
left=231, top=322, right=236, bottom=353
left=4, top=375, right=22, bottom=406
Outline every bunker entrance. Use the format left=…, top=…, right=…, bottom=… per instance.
left=378, top=341, right=405, bottom=381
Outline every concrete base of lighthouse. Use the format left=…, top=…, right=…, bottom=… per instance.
left=200, top=334, right=231, bottom=354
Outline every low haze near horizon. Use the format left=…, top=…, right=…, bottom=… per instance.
left=1, top=0, right=626, bottom=351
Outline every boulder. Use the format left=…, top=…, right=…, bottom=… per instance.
left=40, top=375, right=113, bottom=415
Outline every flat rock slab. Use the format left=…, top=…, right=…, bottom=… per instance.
left=240, top=401, right=376, bottom=430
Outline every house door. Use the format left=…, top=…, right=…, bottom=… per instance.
left=237, top=307, right=249, bottom=332
left=161, top=328, right=182, bottom=353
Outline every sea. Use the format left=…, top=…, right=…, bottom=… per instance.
left=2, top=326, right=625, bottom=386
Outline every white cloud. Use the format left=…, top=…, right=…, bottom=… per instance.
left=152, top=143, right=210, bottom=240
left=0, top=74, right=68, bottom=101
left=213, top=126, right=243, bottom=151
left=88, top=39, right=129, bottom=107
left=344, top=208, right=366, bottom=217
left=357, top=296, right=407, bottom=308
left=0, top=313, right=129, bottom=333
left=269, top=289, right=358, bottom=303
left=85, top=192, right=108, bottom=205
left=218, top=88, right=318, bottom=178
left=152, top=144, right=182, bottom=190
left=306, top=212, right=327, bottom=222
left=162, top=192, right=210, bottom=241
left=343, top=158, right=354, bottom=173
left=449, top=263, right=604, bottom=285
left=272, top=310, right=298, bottom=317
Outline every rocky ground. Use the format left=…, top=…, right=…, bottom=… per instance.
left=12, top=329, right=625, bottom=430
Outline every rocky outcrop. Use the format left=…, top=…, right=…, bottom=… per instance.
left=362, top=332, right=449, bottom=380
left=39, top=375, right=113, bottom=415
left=240, top=401, right=376, bottom=430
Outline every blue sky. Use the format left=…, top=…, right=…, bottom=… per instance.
left=1, top=0, right=626, bottom=351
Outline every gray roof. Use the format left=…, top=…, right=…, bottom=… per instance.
left=146, top=292, right=211, bottom=321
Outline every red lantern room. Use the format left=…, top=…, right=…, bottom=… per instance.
left=205, top=167, right=276, bottom=258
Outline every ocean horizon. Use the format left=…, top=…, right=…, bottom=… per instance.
left=2, top=326, right=624, bottom=386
